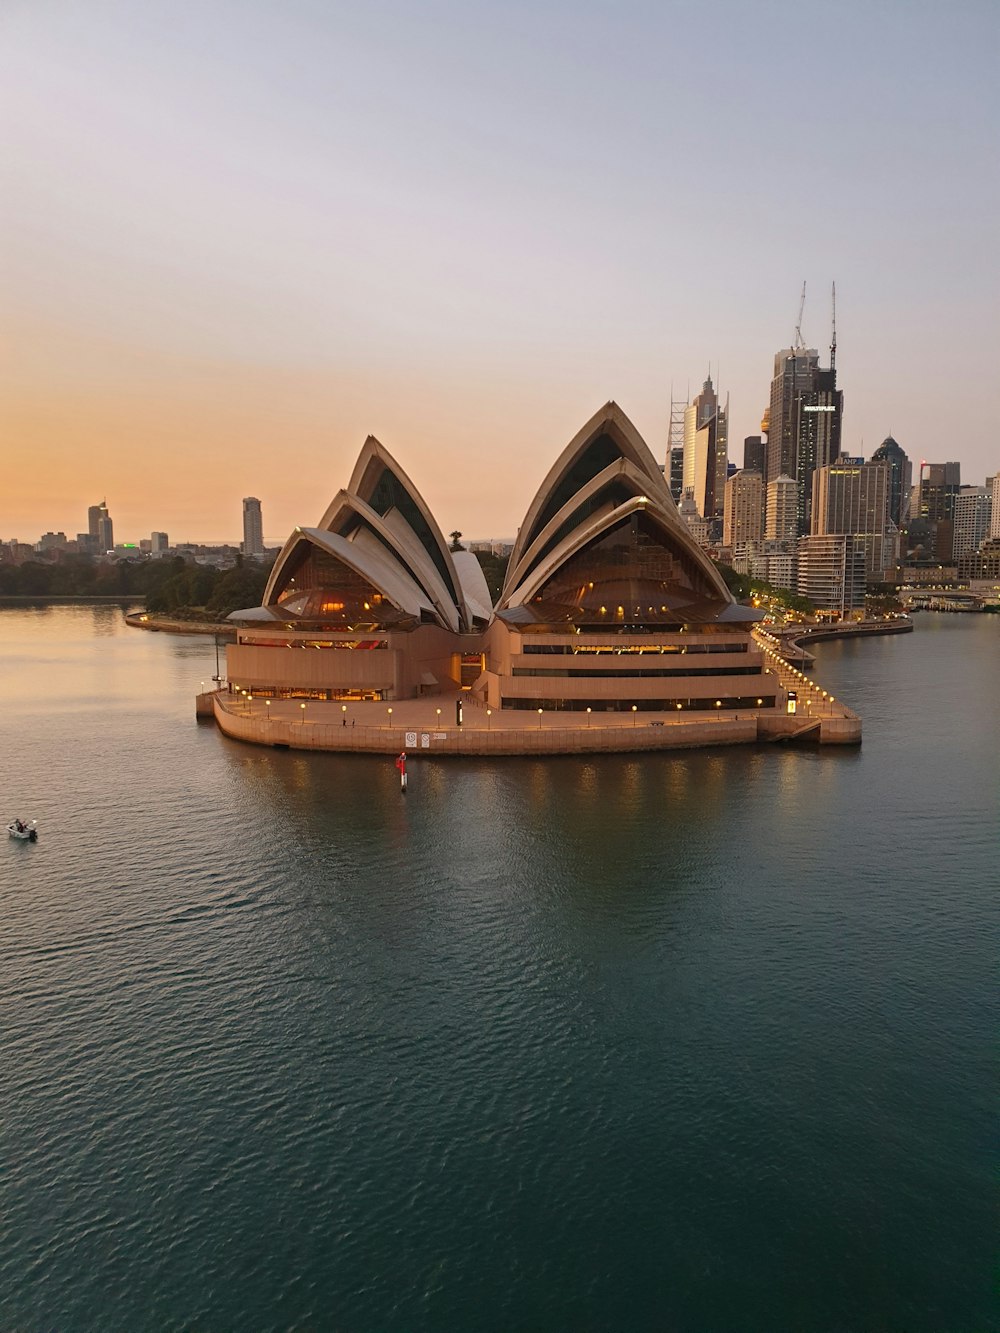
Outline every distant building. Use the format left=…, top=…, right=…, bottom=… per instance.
left=811, top=455, right=890, bottom=579
left=683, top=373, right=728, bottom=519
left=88, top=500, right=113, bottom=553
left=242, top=497, right=264, bottom=557
left=991, top=474, right=1000, bottom=540
left=767, top=347, right=842, bottom=533
left=743, top=435, right=765, bottom=474
left=765, top=474, right=798, bottom=542
left=36, top=531, right=68, bottom=551
left=952, top=488, right=992, bottom=557
left=723, top=470, right=764, bottom=548
left=957, top=539, right=1000, bottom=580
left=797, top=534, right=865, bottom=618
left=667, top=445, right=684, bottom=503
left=870, top=436, right=912, bottom=529
left=915, top=462, right=960, bottom=560
left=678, top=490, right=713, bottom=548
left=151, top=531, right=170, bottom=554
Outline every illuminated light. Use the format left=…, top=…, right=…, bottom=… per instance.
left=715, top=700, right=722, bottom=707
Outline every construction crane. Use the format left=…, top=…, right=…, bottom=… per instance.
left=793, top=281, right=807, bottom=351
left=830, top=280, right=837, bottom=371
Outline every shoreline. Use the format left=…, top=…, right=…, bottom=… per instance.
left=125, top=612, right=236, bottom=638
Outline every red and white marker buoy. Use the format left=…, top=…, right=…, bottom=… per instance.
left=395, top=750, right=407, bottom=792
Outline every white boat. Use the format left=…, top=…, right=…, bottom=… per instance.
left=8, top=820, right=37, bottom=842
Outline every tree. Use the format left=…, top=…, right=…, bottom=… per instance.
left=449, top=530, right=464, bottom=551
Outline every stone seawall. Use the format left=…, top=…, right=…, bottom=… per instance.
left=205, top=693, right=861, bottom=755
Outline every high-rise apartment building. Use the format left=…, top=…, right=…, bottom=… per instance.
left=990, top=474, right=1000, bottom=540
left=151, top=531, right=169, bottom=554
left=870, top=436, right=912, bottom=529
left=743, top=435, right=765, bottom=474
left=952, top=487, right=992, bottom=557
left=796, top=534, right=865, bottom=618
left=683, top=373, right=728, bottom=519
left=915, top=462, right=960, bottom=559
left=765, top=474, right=798, bottom=542
left=242, top=497, right=264, bottom=556
left=722, top=470, right=764, bottom=548
left=811, top=455, right=890, bottom=578
left=766, top=348, right=842, bottom=534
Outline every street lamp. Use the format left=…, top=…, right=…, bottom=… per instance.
left=487, top=708, right=492, bottom=731
left=586, top=706, right=592, bottom=727
left=387, top=707, right=393, bottom=727
left=537, top=708, right=543, bottom=729
left=300, top=702, right=307, bottom=724
left=631, top=704, right=637, bottom=727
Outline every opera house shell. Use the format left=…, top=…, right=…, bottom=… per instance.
left=225, top=403, right=777, bottom=717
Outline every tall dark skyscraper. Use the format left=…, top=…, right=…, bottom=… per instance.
left=743, top=435, right=765, bottom=474
left=766, top=348, right=842, bottom=535
left=870, top=436, right=912, bottom=529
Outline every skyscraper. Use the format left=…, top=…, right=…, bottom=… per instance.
left=683, top=373, right=728, bottom=520
left=766, top=347, right=842, bottom=534
left=952, top=487, right=992, bottom=557
left=87, top=500, right=114, bottom=552
left=991, top=474, right=1000, bottom=541
left=743, top=435, right=765, bottom=474
left=242, top=497, right=264, bottom=556
left=765, top=474, right=798, bottom=542
left=870, top=436, right=912, bottom=529
left=811, top=455, right=890, bottom=578
left=915, top=462, right=960, bottom=560
left=722, top=470, right=764, bottom=548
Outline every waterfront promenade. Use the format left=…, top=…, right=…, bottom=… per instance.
left=205, top=632, right=861, bottom=754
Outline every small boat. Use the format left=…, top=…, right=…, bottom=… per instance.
left=8, top=820, right=38, bottom=842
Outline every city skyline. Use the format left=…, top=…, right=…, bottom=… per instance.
left=3, top=0, right=998, bottom=543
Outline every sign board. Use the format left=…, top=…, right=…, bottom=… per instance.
left=433, top=732, right=447, bottom=740
left=405, top=731, right=417, bottom=747
left=420, top=733, right=430, bottom=748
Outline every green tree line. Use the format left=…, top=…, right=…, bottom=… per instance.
left=0, top=555, right=272, bottom=619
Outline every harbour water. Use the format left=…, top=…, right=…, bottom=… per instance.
left=1, top=606, right=996, bottom=1331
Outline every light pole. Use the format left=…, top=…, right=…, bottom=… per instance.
left=631, top=704, right=637, bottom=727
left=537, top=708, right=543, bottom=730
left=341, top=703, right=347, bottom=727
left=586, top=707, right=592, bottom=727
left=487, top=708, right=492, bottom=731
left=265, top=700, right=271, bottom=720
left=300, top=702, right=307, bottom=725
left=387, top=706, right=393, bottom=728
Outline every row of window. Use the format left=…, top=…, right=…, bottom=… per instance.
left=521, top=641, right=748, bottom=655
left=502, top=696, right=776, bottom=713
left=512, top=666, right=762, bottom=679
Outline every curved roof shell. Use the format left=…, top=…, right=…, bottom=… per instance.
left=500, top=402, right=735, bottom=622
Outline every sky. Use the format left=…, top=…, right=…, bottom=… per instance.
left=3, top=0, right=998, bottom=545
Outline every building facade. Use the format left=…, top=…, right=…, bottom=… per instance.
left=242, top=497, right=264, bottom=557
left=723, top=470, right=764, bottom=548
left=811, top=455, right=890, bottom=578
left=870, top=436, right=912, bottom=529
left=765, top=474, right=798, bottom=542
left=796, top=534, right=865, bottom=618
left=952, top=487, right=992, bottom=557
left=915, top=463, right=961, bottom=560
left=767, top=348, right=842, bottom=534
left=683, top=374, right=728, bottom=519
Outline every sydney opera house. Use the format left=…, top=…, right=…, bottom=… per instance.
left=219, top=403, right=826, bottom=746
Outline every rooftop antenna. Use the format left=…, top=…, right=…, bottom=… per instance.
left=794, top=281, right=807, bottom=352
left=830, top=280, right=837, bottom=372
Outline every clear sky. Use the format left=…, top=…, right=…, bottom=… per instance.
left=3, top=0, right=998, bottom=544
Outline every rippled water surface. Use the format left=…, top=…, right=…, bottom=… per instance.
left=1, top=606, right=996, bottom=1331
